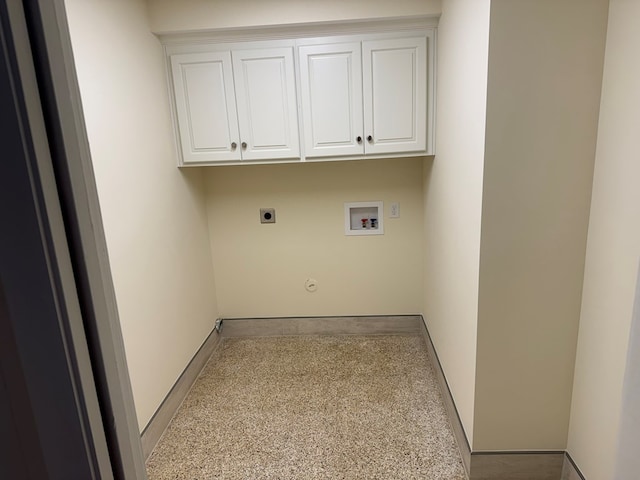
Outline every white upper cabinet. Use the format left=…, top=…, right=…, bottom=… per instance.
left=232, top=47, right=300, bottom=161
left=164, top=20, right=436, bottom=166
left=363, top=37, right=427, bottom=155
left=170, top=52, right=241, bottom=163
left=298, top=42, right=364, bottom=157
left=299, top=36, right=428, bottom=159
left=170, top=46, right=299, bottom=164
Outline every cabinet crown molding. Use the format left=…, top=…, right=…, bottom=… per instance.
left=157, top=15, right=439, bottom=46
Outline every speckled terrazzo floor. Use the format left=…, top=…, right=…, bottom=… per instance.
left=146, top=335, right=467, bottom=479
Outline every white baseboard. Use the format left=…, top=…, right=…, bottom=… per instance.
left=418, top=316, right=472, bottom=475
left=470, top=451, right=564, bottom=480
left=419, top=316, right=583, bottom=480
left=221, top=315, right=423, bottom=337
left=140, top=327, right=222, bottom=459
left=561, top=453, right=585, bottom=480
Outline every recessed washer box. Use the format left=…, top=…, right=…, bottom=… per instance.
left=344, top=201, right=383, bottom=236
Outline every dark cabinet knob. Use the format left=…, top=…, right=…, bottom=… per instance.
left=241, top=142, right=247, bottom=149
left=356, top=136, right=362, bottom=143
left=367, top=135, right=373, bottom=142
left=231, top=142, right=237, bottom=150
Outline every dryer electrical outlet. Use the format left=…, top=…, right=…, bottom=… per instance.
left=260, top=208, right=276, bottom=223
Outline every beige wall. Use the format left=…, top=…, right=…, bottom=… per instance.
left=423, top=0, right=491, bottom=444
left=147, top=0, right=435, bottom=322
left=614, top=268, right=640, bottom=479
left=473, top=0, right=608, bottom=450
left=205, top=159, right=424, bottom=318
left=65, top=0, right=219, bottom=430
left=65, top=0, right=633, bottom=464
left=147, top=0, right=441, bottom=32
left=567, top=0, right=640, bottom=476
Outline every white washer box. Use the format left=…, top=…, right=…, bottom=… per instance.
left=344, top=201, right=384, bottom=236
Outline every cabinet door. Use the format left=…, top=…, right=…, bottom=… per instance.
left=232, top=47, right=300, bottom=161
left=362, top=37, right=427, bottom=155
left=298, top=43, right=364, bottom=158
left=170, top=52, right=241, bottom=163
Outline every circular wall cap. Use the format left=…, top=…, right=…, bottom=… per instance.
left=304, top=278, right=318, bottom=292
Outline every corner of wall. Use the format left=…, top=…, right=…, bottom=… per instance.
left=65, top=0, right=220, bottom=431
left=566, top=0, right=640, bottom=477
left=422, top=0, right=492, bottom=448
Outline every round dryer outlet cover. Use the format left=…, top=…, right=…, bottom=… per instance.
left=304, top=278, right=318, bottom=292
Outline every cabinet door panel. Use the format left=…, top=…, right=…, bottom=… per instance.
left=170, top=52, right=240, bottom=163
left=363, top=37, right=427, bottom=155
left=232, top=48, right=300, bottom=160
left=299, top=43, right=364, bottom=157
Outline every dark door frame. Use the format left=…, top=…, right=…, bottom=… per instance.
left=0, top=1, right=146, bottom=478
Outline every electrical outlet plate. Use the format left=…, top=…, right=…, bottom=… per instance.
left=390, top=202, right=400, bottom=218
left=260, top=208, right=276, bottom=224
